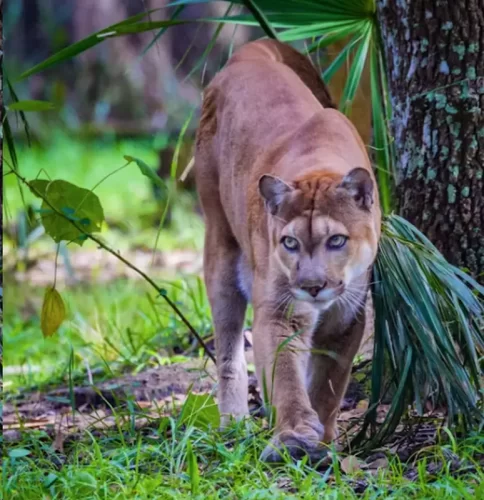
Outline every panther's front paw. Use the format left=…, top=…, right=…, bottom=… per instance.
left=260, top=422, right=327, bottom=463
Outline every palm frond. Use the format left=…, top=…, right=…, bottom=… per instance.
left=353, top=215, right=484, bottom=448
left=369, top=32, right=393, bottom=214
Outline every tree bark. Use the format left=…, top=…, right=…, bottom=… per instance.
left=377, top=0, right=484, bottom=279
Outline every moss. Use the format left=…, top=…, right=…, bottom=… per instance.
left=452, top=68, right=462, bottom=76
left=445, top=104, right=458, bottom=114
left=468, top=43, right=478, bottom=53
left=440, top=146, right=450, bottom=160
left=426, top=168, right=437, bottom=181
left=449, top=165, right=459, bottom=179
left=452, top=43, right=466, bottom=60
left=461, top=81, right=471, bottom=99
left=466, top=67, right=477, bottom=79
left=420, top=39, right=429, bottom=52
left=434, top=93, right=447, bottom=109
left=461, top=186, right=470, bottom=197
left=447, top=184, right=457, bottom=203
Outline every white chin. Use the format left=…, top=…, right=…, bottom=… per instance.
left=291, top=290, right=336, bottom=310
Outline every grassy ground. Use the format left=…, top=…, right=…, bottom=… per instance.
left=4, top=420, right=484, bottom=498
left=4, top=133, right=207, bottom=389
left=3, top=136, right=484, bottom=499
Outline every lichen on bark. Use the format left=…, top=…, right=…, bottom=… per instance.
left=377, top=0, right=484, bottom=279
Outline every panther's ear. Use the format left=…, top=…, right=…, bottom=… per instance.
left=258, top=175, right=293, bottom=215
left=338, top=167, right=374, bottom=211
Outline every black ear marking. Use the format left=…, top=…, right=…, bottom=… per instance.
left=338, top=167, right=374, bottom=210
left=258, top=175, right=293, bottom=215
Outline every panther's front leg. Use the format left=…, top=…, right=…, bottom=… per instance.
left=252, top=298, right=324, bottom=462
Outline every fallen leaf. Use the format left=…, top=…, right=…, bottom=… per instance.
left=136, top=401, right=153, bottom=409
left=4, top=418, right=54, bottom=430
left=367, top=457, right=389, bottom=473
left=53, top=427, right=64, bottom=453
left=340, top=455, right=361, bottom=474
left=338, top=408, right=366, bottom=421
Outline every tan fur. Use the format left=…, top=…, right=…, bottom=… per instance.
left=195, top=39, right=381, bottom=461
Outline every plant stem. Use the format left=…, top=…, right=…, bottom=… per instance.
left=11, top=169, right=216, bottom=364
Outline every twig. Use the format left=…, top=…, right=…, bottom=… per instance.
left=11, top=169, right=216, bottom=364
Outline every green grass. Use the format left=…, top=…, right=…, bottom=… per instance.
left=3, top=133, right=208, bottom=388
left=3, top=133, right=204, bottom=253
left=3, top=277, right=214, bottom=392
left=3, top=420, right=484, bottom=499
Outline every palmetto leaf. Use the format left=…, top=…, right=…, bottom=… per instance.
left=337, top=21, right=371, bottom=115
left=370, top=33, right=393, bottom=214
left=353, top=215, right=484, bottom=448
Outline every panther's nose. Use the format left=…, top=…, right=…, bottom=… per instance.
left=301, top=283, right=327, bottom=297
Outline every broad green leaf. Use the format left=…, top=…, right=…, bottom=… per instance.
left=124, top=155, right=166, bottom=190
left=29, top=179, right=104, bottom=245
left=178, top=393, right=220, bottom=430
left=43, top=473, right=58, bottom=488
left=29, top=179, right=50, bottom=198
left=8, top=448, right=31, bottom=459
left=8, top=100, right=55, bottom=112
left=41, top=287, right=66, bottom=338
left=186, top=441, right=200, bottom=495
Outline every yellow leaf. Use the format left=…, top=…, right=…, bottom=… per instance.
left=41, top=287, right=66, bottom=337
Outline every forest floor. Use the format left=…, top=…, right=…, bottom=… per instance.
left=4, top=251, right=484, bottom=499
left=3, top=136, right=484, bottom=499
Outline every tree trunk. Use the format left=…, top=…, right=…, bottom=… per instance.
left=377, top=0, right=484, bottom=279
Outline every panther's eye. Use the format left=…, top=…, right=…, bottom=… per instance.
left=327, top=234, right=348, bottom=249
left=281, top=236, right=299, bottom=251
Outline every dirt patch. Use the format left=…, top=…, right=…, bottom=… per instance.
left=5, top=247, right=203, bottom=286
left=4, top=344, right=371, bottom=442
